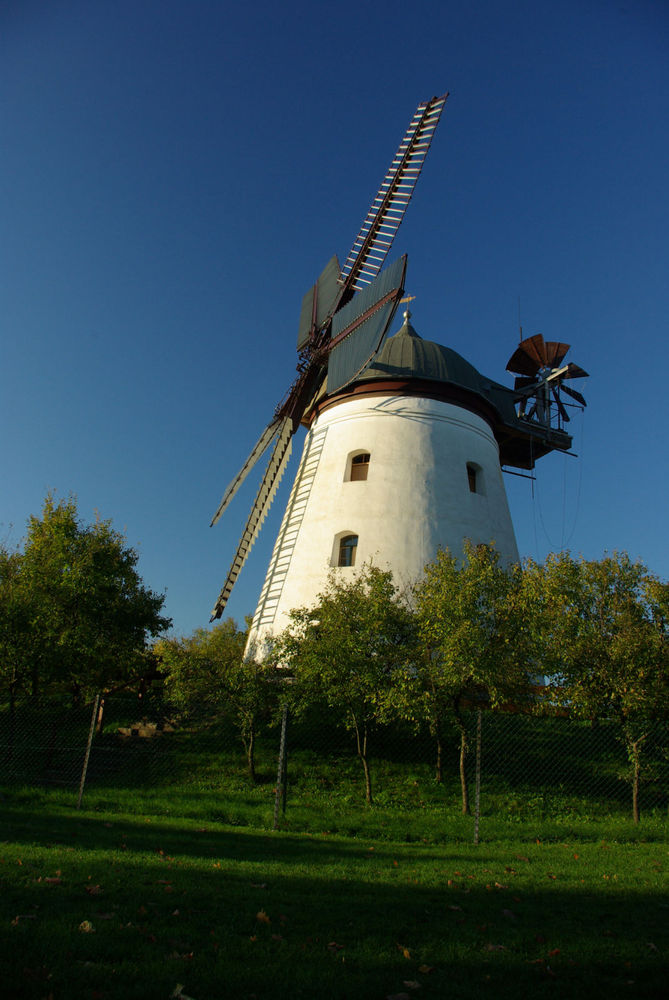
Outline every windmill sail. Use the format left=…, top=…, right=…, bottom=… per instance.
left=327, top=255, right=407, bottom=394
left=210, top=417, right=293, bottom=620
left=297, top=255, right=341, bottom=351
left=340, top=94, right=447, bottom=293
left=210, top=417, right=282, bottom=526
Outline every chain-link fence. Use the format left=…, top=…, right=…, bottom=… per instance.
left=1, top=692, right=667, bottom=839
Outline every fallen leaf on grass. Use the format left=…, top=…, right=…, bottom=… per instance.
left=396, top=943, right=411, bottom=959
left=86, top=885, right=103, bottom=896
left=515, top=855, right=530, bottom=863
left=647, top=942, right=659, bottom=952
left=448, top=905, right=462, bottom=912
left=11, top=915, right=37, bottom=925
left=256, top=910, right=270, bottom=924
left=78, top=921, right=95, bottom=933
left=327, top=941, right=344, bottom=951
left=548, top=948, right=560, bottom=958
left=418, top=965, right=434, bottom=974
left=402, top=981, right=421, bottom=990
left=44, top=877, right=62, bottom=885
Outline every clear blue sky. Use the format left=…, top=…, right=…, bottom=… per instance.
left=2, top=0, right=668, bottom=636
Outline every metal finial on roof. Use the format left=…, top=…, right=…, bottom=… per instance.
left=400, top=294, right=416, bottom=323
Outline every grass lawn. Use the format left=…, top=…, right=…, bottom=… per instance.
left=1, top=786, right=667, bottom=1000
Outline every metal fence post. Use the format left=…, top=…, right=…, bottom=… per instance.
left=77, top=693, right=100, bottom=810
left=273, top=706, right=289, bottom=830
left=473, top=708, right=482, bottom=845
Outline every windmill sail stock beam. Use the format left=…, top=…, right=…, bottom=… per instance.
left=210, top=417, right=282, bottom=527
left=340, top=93, right=448, bottom=293
left=210, top=418, right=293, bottom=620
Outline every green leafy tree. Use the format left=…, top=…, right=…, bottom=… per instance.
left=275, top=564, right=417, bottom=804
left=523, top=552, right=669, bottom=822
left=0, top=543, right=33, bottom=748
left=157, top=620, right=276, bottom=782
left=414, top=542, right=529, bottom=813
left=17, top=493, right=171, bottom=700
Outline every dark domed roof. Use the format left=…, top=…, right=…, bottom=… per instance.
left=316, top=311, right=573, bottom=471
left=358, top=314, right=487, bottom=394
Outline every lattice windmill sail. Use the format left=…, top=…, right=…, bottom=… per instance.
left=506, top=333, right=588, bottom=430
left=210, top=94, right=448, bottom=620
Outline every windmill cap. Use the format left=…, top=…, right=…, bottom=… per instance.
left=358, top=314, right=487, bottom=393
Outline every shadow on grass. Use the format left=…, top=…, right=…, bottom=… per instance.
left=1, top=797, right=668, bottom=1000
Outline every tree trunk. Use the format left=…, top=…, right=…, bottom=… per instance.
left=434, top=726, right=444, bottom=784
left=7, top=674, right=17, bottom=763
left=31, top=661, right=39, bottom=701
left=353, top=719, right=373, bottom=805
left=623, top=725, right=646, bottom=825
left=454, top=706, right=470, bottom=815
left=94, top=697, right=106, bottom=735
left=243, top=725, right=257, bottom=784
left=630, top=739, right=641, bottom=824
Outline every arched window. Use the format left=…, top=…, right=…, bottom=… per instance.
left=350, top=453, right=370, bottom=481
left=345, top=450, right=371, bottom=482
left=338, top=534, right=358, bottom=567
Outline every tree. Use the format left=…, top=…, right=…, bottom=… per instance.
left=0, top=542, right=33, bottom=755
left=15, top=493, right=171, bottom=700
left=523, top=552, right=669, bottom=822
left=414, top=542, right=529, bottom=813
left=157, top=620, right=277, bottom=782
left=275, top=564, right=417, bottom=804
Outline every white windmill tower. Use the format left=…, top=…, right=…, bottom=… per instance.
left=209, top=95, right=588, bottom=656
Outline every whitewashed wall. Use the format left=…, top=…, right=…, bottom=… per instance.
left=246, top=392, right=519, bottom=658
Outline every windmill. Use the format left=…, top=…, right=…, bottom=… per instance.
left=210, top=96, right=590, bottom=657
left=210, top=94, right=448, bottom=621
left=506, top=334, right=588, bottom=431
